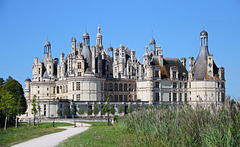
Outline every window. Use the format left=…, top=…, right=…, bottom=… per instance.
left=78, top=72, right=81, bottom=76
left=155, top=71, right=159, bottom=78
left=72, top=94, right=74, bottom=99
left=47, top=93, right=49, bottom=96
left=115, top=67, right=117, bottom=73
left=218, top=93, right=220, bottom=101
left=114, top=95, right=118, bottom=102
left=60, top=104, right=62, bottom=108
left=184, top=83, right=187, bottom=88
left=44, top=104, right=46, bottom=116
left=38, top=68, right=40, bottom=74
left=169, top=93, right=171, bottom=101
left=57, top=86, right=59, bottom=94
left=114, top=83, right=118, bottom=91
left=173, top=71, right=176, bottom=79
left=173, top=82, right=177, bottom=88
left=38, top=91, right=40, bottom=94
left=47, top=88, right=49, bottom=90
left=76, top=94, right=80, bottom=101
left=76, top=82, right=80, bottom=90
left=72, top=82, right=74, bottom=91
left=119, top=95, right=123, bottom=101
left=155, top=82, right=159, bottom=88
left=185, top=93, right=187, bottom=101
left=49, top=66, right=51, bottom=69
left=180, top=82, right=182, bottom=88
left=119, top=84, right=123, bottom=91
left=221, top=82, right=225, bottom=88
left=173, top=93, right=177, bottom=101
left=53, top=87, right=55, bottom=94
left=78, top=62, right=81, bottom=69
left=66, top=85, right=68, bottom=92
left=108, top=83, right=113, bottom=91
left=155, top=93, right=159, bottom=101
left=124, top=84, right=127, bottom=91
left=180, top=93, right=182, bottom=101
left=124, top=95, right=127, bottom=101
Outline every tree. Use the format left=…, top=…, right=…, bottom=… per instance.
left=110, top=106, right=115, bottom=116
left=78, top=107, right=85, bottom=118
left=127, top=105, right=133, bottom=114
left=86, top=107, right=92, bottom=117
left=1, top=79, right=26, bottom=128
left=118, top=105, right=124, bottom=115
left=0, top=78, right=4, bottom=86
left=37, top=99, right=40, bottom=127
left=57, top=109, right=62, bottom=119
left=102, top=104, right=109, bottom=117
left=136, top=105, right=142, bottom=112
left=93, top=106, right=99, bottom=117
left=63, top=107, right=69, bottom=119
left=31, top=95, right=37, bottom=126
left=70, top=107, right=76, bottom=118
left=0, top=92, right=16, bottom=130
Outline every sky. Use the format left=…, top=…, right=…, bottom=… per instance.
left=0, top=0, right=239, bottom=98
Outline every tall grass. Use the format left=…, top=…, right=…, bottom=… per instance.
left=116, top=101, right=240, bottom=146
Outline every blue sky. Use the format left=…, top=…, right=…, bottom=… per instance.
left=0, top=0, right=239, bottom=98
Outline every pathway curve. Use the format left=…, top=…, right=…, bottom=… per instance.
left=12, top=122, right=90, bottom=147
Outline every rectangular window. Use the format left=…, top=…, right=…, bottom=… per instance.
left=173, top=82, right=177, bottom=88
left=57, top=86, right=59, bottom=94
left=76, top=94, right=80, bottom=101
left=44, top=104, right=46, bottom=116
left=173, top=93, right=177, bottom=101
left=72, top=82, right=74, bottom=91
left=185, top=93, right=187, bottom=101
left=72, top=94, right=74, bottom=99
left=124, top=95, right=127, bottom=101
left=180, top=82, right=182, bottom=88
left=38, top=68, right=40, bottom=74
left=78, top=62, right=81, bottom=69
left=155, top=93, right=159, bottom=101
left=173, top=71, right=176, bottom=79
left=155, top=82, right=159, bottom=88
left=78, top=72, right=81, bottom=76
left=180, top=93, right=182, bottom=101
left=53, top=87, right=55, bottom=94
left=38, top=91, right=40, bottom=94
left=169, top=93, right=171, bottom=101
left=47, top=93, right=49, bottom=96
left=184, top=83, right=187, bottom=88
left=119, top=95, right=123, bottom=101
left=155, top=71, right=159, bottom=78
left=76, top=82, right=80, bottom=90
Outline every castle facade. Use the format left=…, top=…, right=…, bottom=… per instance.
left=24, top=26, right=225, bottom=117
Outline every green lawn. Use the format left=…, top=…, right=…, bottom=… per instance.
left=58, top=121, right=137, bottom=147
left=0, top=122, right=73, bottom=147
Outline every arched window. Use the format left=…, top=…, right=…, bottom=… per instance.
left=114, top=83, right=118, bottom=91
left=124, top=84, right=127, bottom=91
left=108, top=83, right=113, bottom=91
left=119, top=83, right=123, bottom=91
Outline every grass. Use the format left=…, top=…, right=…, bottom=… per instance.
left=116, top=101, right=240, bottom=146
left=58, top=121, right=137, bottom=147
left=0, top=122, right=73, bottom=147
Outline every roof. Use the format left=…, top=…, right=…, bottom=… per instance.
left=200, top=30, right=208, bottom=36
left=83, top=32, right=89, bottom=37
left=44, top=41, right=50, bottom=46
left=25, top=77, right=31, bottom=82
left=149, top=38, right=156, bottom=45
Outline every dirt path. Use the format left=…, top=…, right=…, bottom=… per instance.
left=12, top=122, right=90, bottom=147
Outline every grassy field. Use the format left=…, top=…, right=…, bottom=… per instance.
left=117, top=102, right=240, bottom=146
left=0, top=122, right=73, bottom=147
left=58, top=121, right=137, bottom=147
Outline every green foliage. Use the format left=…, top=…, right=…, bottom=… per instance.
left=127, top=105, right=133, bottom=114
left=70, top=107, right=76, bottom=116
left=57, top=109, right=62, bottom=116
left=63, top=107, right=69, bottom=117
left=1, top=79, right=26, bottom=115
left=118, top=105, right=124, bottom=114
left=78, top=108, right=84, bottom=115
left=86, top=107, right=92, bottom=116
left=135, top=105, right=142, bottom=112
left=93, top=106, right=99, bottom=116
left=0, top=92, right=16, bottom=117
left=31, top=95, right=37, bottom=115
left=102, top=104, right=109, bottom=115
left=0, top=78, right=4, bottom=86
left=110, top=106, right=115, bottom=115
left=117, top=103, right=240, bottom=146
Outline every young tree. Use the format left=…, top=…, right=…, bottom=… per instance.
left=70, top=107, right=76, bottom=118
left=63, top=107, right=69, bottom=119
left=78, top=107, right=85, bottom=119
left=102, top=104, right=109, bottom=117
left=110, top=106, right=115, bottom=117
left=31, top=95, right=37, bottom=126
left=93, top=106, right=99, bottom=118
left=86, top=107, right=92, bottom=118
left=57, top=109, right=62, bottom=119
left=37, top=99, right=40, bottom=127
left=127, top=105, right=133, bottom=114
left=0, top=92, right=16, bottom=130
left=118, top=105, right=124, bottom=116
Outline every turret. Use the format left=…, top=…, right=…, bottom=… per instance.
left=96, top=25, right=102, bottom=47
left=71, top=37, right=76, bottom=54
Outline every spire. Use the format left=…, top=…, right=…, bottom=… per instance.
left=98, top=24, right=101, bottom=34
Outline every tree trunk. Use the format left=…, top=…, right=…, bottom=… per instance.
left=4, top=116, right=8, bottom=131
left=33, top=115, right=35, bottom=126
left=15, top=116, right=18, bottom=128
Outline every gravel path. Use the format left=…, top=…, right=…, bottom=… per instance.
left=12, top=122, right=90, bottom=147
